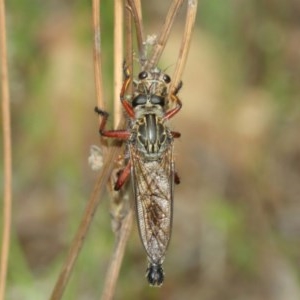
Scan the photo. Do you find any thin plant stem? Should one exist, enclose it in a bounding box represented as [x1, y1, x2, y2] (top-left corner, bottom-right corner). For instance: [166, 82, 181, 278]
[92, 0, 110, 155]
[146, 0, 184, 69]
[100, 210, 133, 300]
[113, 0, 124, 128]
[99, 2, 134, 298]
[125, 4, 133, 88]
[48, 0, 118, 299]
[126, 0, 145, 64]
[93, 0, 106, 144]
[49, 144, 123, 300]
[171, 0, 198, 91]
[0, 0, 12, 299]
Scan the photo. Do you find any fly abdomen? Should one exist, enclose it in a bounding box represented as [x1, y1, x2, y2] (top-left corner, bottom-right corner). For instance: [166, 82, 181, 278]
[136, 114, 168, 154]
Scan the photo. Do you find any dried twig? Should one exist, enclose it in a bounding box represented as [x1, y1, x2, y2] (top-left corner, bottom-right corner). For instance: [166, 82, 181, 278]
[126, 0, 145, 64]
[125, 4, 133, 87]
[171, 0, 198, 91]
[99, 2, 134, 299]
[100, 210, 133, 300]
[93, 0, 105, 111]
[49, 1, 122, 299]
[146, 0, 184, 70]
[113, 0, 124, 128]
[49, 145, 123, 300]
[93, 0, 109, 154]
[0, 0, 12, 299]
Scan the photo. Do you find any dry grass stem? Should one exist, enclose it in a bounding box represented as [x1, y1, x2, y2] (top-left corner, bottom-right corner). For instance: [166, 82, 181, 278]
[49, 144, 123, 300]
[146, 0, 184, 69]
[100, 210, 133, 300]
[0, 0, 12, 299]
[113, 0, 124, 128]
[92, 0, 105, 114]
[125, 6, 133, 89]
[48, 1, 122, 299]
[171, 0, 198, 91]
[126, 0, 145, 63]
[99, 2, 134, 298]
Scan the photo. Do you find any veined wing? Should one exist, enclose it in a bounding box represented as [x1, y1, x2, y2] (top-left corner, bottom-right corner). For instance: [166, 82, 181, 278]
[129, 144, 174, 264]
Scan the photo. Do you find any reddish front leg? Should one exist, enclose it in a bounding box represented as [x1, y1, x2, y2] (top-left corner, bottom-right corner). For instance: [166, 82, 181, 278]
[114, 161, 131, 190]
[171, 131, 181, 138]
[168, 82, 183, 184]
[120, 62, 135, 119]
[164, 81, 183, 121]
[95, 107, 131, 190]
[166, 83, 182, 138]
[95, 107, 130, 139]
[174, 171, 180, 185]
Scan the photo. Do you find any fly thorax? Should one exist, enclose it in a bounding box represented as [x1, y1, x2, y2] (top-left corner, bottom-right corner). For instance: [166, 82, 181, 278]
[134, 114, 169, 156]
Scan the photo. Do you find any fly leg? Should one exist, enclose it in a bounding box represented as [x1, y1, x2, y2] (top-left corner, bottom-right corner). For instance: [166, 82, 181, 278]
[95, 61, 135, 136]
[120, 62, 135, 119]
[171, 131, 181, 138]
[174, 171, 180, 185]
[164, 81, 183, 121]
[168, 82, 183, 184]
[94, 107, 130, 139]
[95, 108, 131, 190]
[114, 161, 131, 190]
[169, 84, 182, 137]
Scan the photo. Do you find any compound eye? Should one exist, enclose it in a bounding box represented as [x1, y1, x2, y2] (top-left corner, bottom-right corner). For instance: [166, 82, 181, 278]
[150, 95, 165, 106]
[132, 94, 147, 107]
[138, 71, 148, 80]
[163, 74, 171, 83]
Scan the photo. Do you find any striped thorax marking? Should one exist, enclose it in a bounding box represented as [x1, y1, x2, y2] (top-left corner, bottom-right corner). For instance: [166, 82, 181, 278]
[134, 114, 168, 155]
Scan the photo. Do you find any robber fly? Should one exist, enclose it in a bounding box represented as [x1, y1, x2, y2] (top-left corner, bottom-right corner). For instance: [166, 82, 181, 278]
[95, 63, 182, 286]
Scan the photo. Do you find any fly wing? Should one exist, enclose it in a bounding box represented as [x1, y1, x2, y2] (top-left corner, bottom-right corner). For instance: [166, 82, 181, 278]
[129, 144, 174, 264]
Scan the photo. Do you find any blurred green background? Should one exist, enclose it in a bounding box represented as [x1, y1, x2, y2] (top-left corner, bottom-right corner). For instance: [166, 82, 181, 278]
[1, 0, 300, 299]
